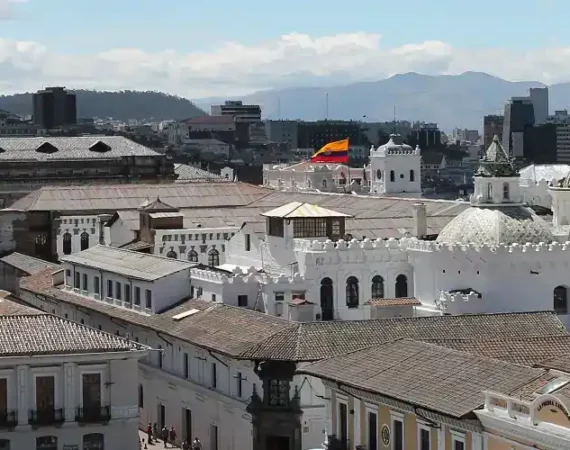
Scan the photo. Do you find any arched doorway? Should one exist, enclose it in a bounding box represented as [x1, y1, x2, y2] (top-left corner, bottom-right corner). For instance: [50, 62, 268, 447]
[62, 232, 72, 255]
[554, 286, 568, 314]
[320, 278, 334, 321]
[346, 276, 359, 308]
[80, 232, 90, 251]
[371, 275, 384, 299]
[395, 275, 408, 298]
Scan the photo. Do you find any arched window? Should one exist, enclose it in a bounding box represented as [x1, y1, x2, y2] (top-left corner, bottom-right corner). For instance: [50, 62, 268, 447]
[320, 278, 334, 321]
[376, 169, 382, 180]
[371, 275, 384, 299]
[503, 182, 510, 200]
[390, 170, 395, 182]
[487, 183, 493, 200]
[82, 433, 104, 450]
[62, 232, 72, 255]
[188, 250, 198, 262]
[208, 249, 220, 266]
[346, 276, 359, 308]
[395, 274, 408, 298]
[166, 250, 177, 259]
[35, 234, 48, 256]
[138, 384, 144, 408]
[410, 169, 415, 182]
[36, 436, 57, 450]
[0, 439, 10, 450]
[80, 232, 90, 251]
[554, 286, 568, 314]
[322, 179, 327, 189]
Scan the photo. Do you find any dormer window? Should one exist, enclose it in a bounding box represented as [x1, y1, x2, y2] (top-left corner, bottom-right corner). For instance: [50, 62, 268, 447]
[35, 142, 58, 154]
[89, 140, 112, 153]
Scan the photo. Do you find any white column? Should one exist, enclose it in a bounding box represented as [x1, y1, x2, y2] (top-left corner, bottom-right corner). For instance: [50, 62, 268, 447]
[63, 362, 76, 422]
[16, 365, 29, 425]
[437, 424, 446, 450]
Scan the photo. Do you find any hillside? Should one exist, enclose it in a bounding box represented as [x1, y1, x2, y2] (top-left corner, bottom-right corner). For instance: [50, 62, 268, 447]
[195, 72, 570, 130]
[0, 90, 206, 121]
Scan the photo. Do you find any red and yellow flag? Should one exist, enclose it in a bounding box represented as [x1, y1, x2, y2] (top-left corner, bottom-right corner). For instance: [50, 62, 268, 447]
[310, 138, 349, 163]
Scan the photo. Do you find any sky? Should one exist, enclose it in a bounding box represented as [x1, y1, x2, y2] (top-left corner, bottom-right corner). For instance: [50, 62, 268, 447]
[1, 0, 570, 98]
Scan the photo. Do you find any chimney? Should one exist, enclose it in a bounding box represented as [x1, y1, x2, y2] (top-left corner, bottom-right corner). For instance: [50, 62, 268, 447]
[412, 203, 427, 238]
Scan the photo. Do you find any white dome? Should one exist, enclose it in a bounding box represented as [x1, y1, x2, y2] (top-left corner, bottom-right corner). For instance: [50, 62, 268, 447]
[436, 206, 554, 246]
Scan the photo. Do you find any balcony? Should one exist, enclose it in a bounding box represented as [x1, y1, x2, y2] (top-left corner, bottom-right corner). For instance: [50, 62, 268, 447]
[76, 405, 111, 423]
[29, 408, 65, 426]
[0, 410, 17, 428]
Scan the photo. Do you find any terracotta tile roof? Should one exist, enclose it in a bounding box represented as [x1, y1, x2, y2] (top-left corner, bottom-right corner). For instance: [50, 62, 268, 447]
[367, 297, 421, 307]
[0, 293, 45, 315]
[427, 336, 570, 366]
[21, 269, 292, 358]
[240, 311, 569, 361]
[297, 339, 545, 418]
[0, 298, 145, 356]
[537, 354, 570, 374]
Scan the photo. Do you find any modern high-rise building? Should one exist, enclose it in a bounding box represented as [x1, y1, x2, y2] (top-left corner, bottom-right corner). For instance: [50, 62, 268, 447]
[32, 87, 77, 129]
[483, 115, 504, 149]
[211, 100, 261, 123]
[530, 87, 549, 124]
[502, 97, 535, 158]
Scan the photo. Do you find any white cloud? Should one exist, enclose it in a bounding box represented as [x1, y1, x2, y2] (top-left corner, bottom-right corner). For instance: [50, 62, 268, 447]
[1, 32, 570, 98]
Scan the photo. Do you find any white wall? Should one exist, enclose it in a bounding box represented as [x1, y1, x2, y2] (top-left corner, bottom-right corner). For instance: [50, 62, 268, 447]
[0, 352, 141, 450]
[105, 217, 136, 248]
[62, 262, 191, 313]
[57, 215, 101, 260]
[370, 150, 422, 196]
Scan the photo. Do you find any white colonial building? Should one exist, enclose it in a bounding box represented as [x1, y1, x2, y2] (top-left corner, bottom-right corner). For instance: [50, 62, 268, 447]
[0, 296, 147, 450]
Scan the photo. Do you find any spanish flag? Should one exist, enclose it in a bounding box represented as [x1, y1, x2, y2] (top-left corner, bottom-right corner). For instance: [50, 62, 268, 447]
[310, 138, 349, 163]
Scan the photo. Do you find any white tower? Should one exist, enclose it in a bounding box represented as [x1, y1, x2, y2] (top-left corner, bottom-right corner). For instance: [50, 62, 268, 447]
[369, 134, 421, 197]
[549, 173, 570, 227]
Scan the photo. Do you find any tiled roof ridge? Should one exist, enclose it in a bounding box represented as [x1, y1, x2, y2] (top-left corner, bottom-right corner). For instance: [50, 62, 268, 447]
[70, 244, 195, 264]
[427, 335, 570, 344]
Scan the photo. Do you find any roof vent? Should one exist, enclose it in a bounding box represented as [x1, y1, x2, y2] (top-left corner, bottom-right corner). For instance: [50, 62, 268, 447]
[89, 140, 112, 153]
[172, 308, 200, 321]
[35, 142, 58, 154]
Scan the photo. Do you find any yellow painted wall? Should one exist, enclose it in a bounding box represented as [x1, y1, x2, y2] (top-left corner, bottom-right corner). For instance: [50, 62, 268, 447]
[535, 403, 570, 429]
[378, 405, 391, 449]
[404, 413, 417, 450]
[486, 435, 527, 450]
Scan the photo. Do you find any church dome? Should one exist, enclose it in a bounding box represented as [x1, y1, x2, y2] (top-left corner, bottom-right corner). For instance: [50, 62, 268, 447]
[373, 134, 417, 156]
[436, 205, 554, 246]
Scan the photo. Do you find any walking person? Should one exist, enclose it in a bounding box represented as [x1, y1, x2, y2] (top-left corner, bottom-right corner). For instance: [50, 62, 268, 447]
[169, 425, 177, 448]
[161, 426, 169, 448]
[182, 439, 190, 450]
[146, 422, 153, 445]
[192, 437, 203, 450]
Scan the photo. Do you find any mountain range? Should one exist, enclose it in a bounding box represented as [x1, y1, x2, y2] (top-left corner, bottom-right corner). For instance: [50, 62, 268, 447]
[2, 73, 570, 130]
[195, 72, 570, 131]
[0, 90, 206, 122]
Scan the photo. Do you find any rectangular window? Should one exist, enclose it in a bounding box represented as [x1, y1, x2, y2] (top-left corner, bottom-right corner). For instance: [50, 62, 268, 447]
[125, 284, 131, 304]
[267, 218, 284, 237]
[82, 273, 88, 291]
[393, 418, 404, 450]
[183, 353, 189, 379]
[35, 375, 55, 414]
[190, 286, 195, 298]
[420, 428, 430, 450]
[293, 218, 327, 238]
[211, 363, 217, 388]
[245, 234, 251, 251]
[94, 276, 100, 295]
[65, 269, 71, 286]
[236, 372, 243, 398]
[452, 437, 465, 450]
[74, 272, 80, 289]
[107, 280, 113, 298]
[238, 295, 248, 307]
[212, 294, 216, 302]
[368, 411, 377, 450]
[338, 402, 348, 441]
[210, 424, 219, 450]
[0, 378, 7, 412]
[115, 282, 122, 300]
[134, 287, 141, 305]
[145, 289, 152, 309]
[82, 373, 101, 408]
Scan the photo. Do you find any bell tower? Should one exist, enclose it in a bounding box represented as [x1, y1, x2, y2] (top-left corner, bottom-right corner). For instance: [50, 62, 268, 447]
[247, 361, 302, 450]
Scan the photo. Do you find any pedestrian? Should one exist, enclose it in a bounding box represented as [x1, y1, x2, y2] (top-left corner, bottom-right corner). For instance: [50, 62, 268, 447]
[146, 422, 153, 445]
[192, 437, 203, 450]
[161, 426, 169, 448]
[169, 425, 177, 447]
[182, 440, 190, 450]
[153, 423, 159, 440]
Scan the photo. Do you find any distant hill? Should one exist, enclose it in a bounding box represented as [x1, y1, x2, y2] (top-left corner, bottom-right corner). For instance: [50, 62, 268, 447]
[0, 90, 206, 121]
[195, 72, 570, 130]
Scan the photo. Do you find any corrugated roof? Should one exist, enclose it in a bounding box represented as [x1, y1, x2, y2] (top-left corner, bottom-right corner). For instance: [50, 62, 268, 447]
[60, 245, 194, 281]
[174, 164, 226, 182]
[261, 201, 352, 218]
[0, 136, 159, 161]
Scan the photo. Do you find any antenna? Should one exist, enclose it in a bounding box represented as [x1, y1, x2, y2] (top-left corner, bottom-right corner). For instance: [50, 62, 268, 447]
[277, 97, 281, 120]
[393, 105, 397, 134]
[325, 93, 329, 120]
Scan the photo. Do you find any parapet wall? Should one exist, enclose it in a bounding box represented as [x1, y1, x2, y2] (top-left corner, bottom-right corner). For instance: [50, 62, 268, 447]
[404, 239, 570, 254]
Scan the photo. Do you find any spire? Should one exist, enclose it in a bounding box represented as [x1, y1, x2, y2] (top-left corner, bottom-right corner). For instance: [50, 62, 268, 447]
[476, 135, 518, 177]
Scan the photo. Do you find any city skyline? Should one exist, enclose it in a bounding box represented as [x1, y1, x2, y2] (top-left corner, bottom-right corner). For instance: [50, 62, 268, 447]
[1, 0, 570, 98]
